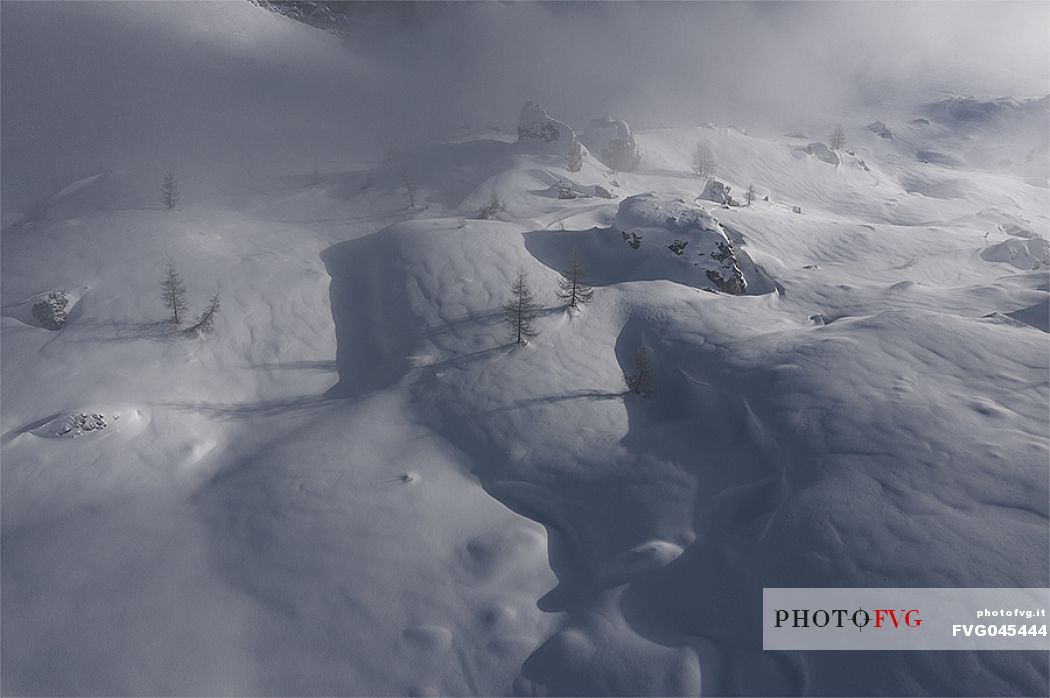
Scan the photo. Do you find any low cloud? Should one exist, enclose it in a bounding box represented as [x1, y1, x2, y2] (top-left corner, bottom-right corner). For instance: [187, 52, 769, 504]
[2, 1, 1046, 211]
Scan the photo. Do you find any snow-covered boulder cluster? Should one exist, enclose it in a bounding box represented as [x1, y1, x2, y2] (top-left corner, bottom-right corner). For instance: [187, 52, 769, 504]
[580, 116, 641, 172]
[515, 103, 641, 171]
[31, 291, 70, 330]
[612, 193, 747, 293]
[32, 412, 110, 438]
[516, 101, 575, 154]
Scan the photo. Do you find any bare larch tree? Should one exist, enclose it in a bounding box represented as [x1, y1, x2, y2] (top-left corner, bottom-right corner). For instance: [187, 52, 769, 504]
[567, 136, 583, 173]
[161, 260, 188, 325]
[190, 294, 221, 334]
[625, 344, 655, 395]
[478, 192, 505, 219]
[401, 170, 416, 208]
[504, 268, 539, 346]
[162, 168, 179, 209]
[829, 123, 847, 150]
[692, 142, 716, 178]
[556, 249, 594, 309]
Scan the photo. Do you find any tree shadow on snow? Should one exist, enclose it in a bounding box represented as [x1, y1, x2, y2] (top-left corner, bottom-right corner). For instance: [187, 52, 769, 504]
[158, 395, 331, 420]
[321, 235, 519, 398]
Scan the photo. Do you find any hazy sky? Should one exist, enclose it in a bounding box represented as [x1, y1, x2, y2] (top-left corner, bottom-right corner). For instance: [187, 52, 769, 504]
[2, 1, 1047, 211]
[347, 0, 1049, 129]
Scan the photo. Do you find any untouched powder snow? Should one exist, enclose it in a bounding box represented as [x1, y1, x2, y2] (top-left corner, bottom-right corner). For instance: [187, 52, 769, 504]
[2, 2, 1049, 696]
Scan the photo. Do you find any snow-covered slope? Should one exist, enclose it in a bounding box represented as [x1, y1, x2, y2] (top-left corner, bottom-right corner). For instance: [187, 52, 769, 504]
[2, 3, 1048, 696]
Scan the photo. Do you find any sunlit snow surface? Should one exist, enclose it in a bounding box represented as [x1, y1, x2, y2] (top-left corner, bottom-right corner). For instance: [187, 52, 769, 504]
[2, 2, 1048, 696]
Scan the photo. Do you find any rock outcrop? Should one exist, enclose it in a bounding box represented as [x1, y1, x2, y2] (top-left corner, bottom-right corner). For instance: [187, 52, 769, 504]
[867, 120, 893, 139]
[613, 193, 747, 294]
[31, 291, 70, 330]
[698, 179, 736, 206]
[580, 116, 641, 172]
[516, 101, 575, 154]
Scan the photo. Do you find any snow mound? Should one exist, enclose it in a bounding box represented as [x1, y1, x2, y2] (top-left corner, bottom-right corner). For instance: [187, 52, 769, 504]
[916, 149, 962, 166]
[975, 209, 1044, 240]
[580, 116, 641, 172]
[4, 288, 85, 330]
[33, 412, 110, 438]
[599, 539, 684, 584]
[901, 175, 968, 200]
[27, 406, 145, 439]
[14, 171, 109, 225]
[981, 237, 1049, 270]
[516, 101, 575, 154]
[999, 222, 1042, 239]
[612, 193, 747, 293]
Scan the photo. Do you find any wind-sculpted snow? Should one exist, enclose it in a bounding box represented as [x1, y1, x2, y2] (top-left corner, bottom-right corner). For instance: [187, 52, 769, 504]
[321, 182, 1047, 694]
[2, 40, 1049, 692]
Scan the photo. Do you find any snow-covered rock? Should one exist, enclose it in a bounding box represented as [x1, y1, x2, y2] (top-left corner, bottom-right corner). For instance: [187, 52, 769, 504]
[38, 412, 109, 438]
[516, 101, 575, 154]
[31, 291, 70, 330]
[698, 179, 736, 206]
[805, 141, 840, 166]
[867, 120, 893, 138]
[537, 177, 617, 201]
[612, 193, 747, 293]
[580, 116, 641, 172]
[5, 288, 84, 330]
[556, 181, 577, 199]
